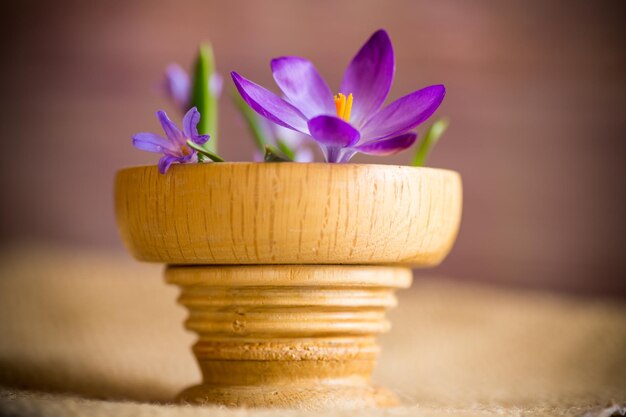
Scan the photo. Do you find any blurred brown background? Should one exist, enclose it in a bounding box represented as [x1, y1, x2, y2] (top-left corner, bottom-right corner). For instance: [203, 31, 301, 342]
[0, 0, 624, 295]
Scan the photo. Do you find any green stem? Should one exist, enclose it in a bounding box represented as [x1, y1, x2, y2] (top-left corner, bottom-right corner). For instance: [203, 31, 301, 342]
[264, 145, 292, 162]
[275, 138, 296, 161]
[231, 87, 271, 152]
[187, 140, 224, 162]
[191, 43, 218, 153]
[412, 118, 449, 167]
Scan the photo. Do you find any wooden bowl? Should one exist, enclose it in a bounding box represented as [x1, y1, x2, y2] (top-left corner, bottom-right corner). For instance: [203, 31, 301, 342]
[114, 162, 462, 408]
[115, 163, 462, 266]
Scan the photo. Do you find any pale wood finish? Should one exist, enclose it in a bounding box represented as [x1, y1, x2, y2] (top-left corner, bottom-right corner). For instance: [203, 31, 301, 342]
[166, 265, 412, 408]
[115, 163, 462, 266]
[114, 163, 462, 408]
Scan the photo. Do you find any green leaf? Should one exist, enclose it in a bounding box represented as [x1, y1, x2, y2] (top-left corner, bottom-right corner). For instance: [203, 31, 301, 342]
[187, 140, 225, 162]
[264, 145, 292, 162]
[275, 138, 296, 161]
[191, 43, 218, 153]
[231, 87, 271, 152]
[412, 118, 449, 167]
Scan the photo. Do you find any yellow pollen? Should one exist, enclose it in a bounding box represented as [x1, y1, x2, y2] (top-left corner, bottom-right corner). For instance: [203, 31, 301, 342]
[334, 93, 353, 122]
[182, 145, 192, 156]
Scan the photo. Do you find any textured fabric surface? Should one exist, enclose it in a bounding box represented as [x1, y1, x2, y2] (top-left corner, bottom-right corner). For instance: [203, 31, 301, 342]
[0, 245, 624, 416]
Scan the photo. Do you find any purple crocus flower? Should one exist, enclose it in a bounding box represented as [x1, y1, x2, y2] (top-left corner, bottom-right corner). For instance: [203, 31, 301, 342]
[132, 107, 210, 174]
[162, 64, 223, 113]
[162, 64, 191, 112]
[231, 29, 446, 162]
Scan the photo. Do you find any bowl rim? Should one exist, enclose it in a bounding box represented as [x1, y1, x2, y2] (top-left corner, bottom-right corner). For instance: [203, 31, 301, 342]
[115, 161, 462, 266]
[115, 161, 460, 178]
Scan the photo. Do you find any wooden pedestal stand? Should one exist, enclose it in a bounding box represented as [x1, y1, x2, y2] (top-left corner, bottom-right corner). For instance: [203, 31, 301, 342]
[115, 163, 462, 409]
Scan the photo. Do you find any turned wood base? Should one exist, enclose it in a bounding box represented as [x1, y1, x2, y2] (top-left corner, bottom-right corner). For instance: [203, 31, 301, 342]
[116, 164, 462, 408]
[177, 383, 399, 408]
[166, 265, 412, 409]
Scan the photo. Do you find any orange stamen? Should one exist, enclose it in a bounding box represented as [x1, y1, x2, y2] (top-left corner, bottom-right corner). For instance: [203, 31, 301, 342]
[334, 93, 346, 119]
[334, 93, 353, 122]
[343, 93, 353, 122]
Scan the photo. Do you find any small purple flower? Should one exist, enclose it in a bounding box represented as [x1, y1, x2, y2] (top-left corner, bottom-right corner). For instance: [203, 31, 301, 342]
[162, 64, 191, 112]
[232, 29, 446, 162]
[132, 107, 210, 174]
[162, 64, 223, 113]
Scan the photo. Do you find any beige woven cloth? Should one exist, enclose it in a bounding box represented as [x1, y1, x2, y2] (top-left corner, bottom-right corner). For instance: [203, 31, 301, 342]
[0, 244, 624, 417]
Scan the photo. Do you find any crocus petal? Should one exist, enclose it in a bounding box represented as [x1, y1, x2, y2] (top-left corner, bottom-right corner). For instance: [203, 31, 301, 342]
[272, 123, 309, 148]
[340, 29, 395, 127]
[180, 148, 197, 164]
[182, 107, 199, 138]
[294, 148, 314, 163]
[361, 85, 446, 141]
[157, 110, 186, 146]
[231, 72, 309, 134]
[324, 148, 356, 163]
[353, 132, 417, 156]
[132, 132, 176, 153]
[158, 155, 179, 174]
[253, 150, 264, 162]
[182, 107, 210, 145]
[307, 115, 360, 148]
[210, 73, 223, 97]
[271, 57, 334, 118]
[163, 64, 190, 110]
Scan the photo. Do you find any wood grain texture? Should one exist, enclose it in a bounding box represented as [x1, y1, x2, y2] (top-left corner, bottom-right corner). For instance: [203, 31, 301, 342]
[166, 265, 412, 408]
[114, 163, 461, 408]
[115, 163, 462, 266]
